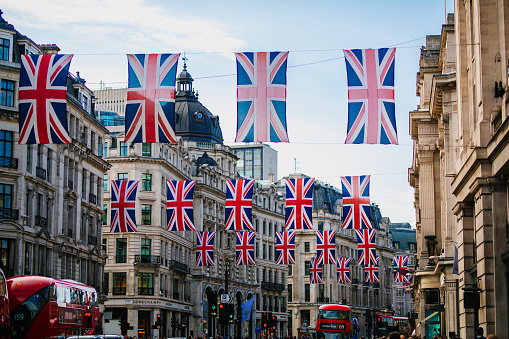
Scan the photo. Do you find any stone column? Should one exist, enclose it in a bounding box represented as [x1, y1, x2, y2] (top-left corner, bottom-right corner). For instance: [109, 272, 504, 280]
[418, 149, 436, 266]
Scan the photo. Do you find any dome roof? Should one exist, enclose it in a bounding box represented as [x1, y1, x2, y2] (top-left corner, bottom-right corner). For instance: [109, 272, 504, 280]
[174, 62, 223, 143]
[195, 152, 218, 167]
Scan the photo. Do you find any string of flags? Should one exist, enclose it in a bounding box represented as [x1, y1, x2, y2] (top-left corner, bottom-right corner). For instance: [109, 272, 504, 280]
[18, 48, 398, 146]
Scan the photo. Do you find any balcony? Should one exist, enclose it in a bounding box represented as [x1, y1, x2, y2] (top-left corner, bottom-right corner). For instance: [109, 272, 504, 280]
[261, 281, 284, 291]
[0, 156, 18, 169]
[88, 235, 97, 246]
[169, 259, 188, 273]
[138, 287, 154, 296]
[36, 166, 46, 180]
[317, 297, 330, 303]
[35, 215, 47, 228]
[134, 255, 162, 265]
[89, 193, 97, 205]
[0, 208, 19, 220]
[173, 291, 180, 300]
[113, 286, 126, 295]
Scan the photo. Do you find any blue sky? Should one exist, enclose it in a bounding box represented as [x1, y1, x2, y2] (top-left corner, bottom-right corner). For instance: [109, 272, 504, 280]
[3, 0, 455, 226]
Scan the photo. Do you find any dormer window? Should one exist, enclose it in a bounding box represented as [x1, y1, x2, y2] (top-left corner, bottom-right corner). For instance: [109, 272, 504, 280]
[194, 111, 204, 124]
[0, 38, 9, 61]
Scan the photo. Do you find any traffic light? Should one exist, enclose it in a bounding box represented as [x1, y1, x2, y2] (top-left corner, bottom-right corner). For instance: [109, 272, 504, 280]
[120, 318, 130, 335]
[219, 304, 226, 324]
[271, 314, 277, 330]
[155, 314, 161, 329]
[227, 304, 234, 323]
[171, 317, 178, 329]
[262, 312, 268, 328]
[211, 303, 217, 317]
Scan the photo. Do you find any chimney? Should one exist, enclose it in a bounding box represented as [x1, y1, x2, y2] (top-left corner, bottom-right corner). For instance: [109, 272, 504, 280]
[39, 44, 60, 55]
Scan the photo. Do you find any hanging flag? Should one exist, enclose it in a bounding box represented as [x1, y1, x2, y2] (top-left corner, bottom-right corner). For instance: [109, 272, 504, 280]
[196, 231, 216, 267]
[235, 51, 289, 143]
[356, 229, 377, 266]
[310, 257, 323, 284]
[344, 48, 397, 144]
[393, 255, 409, 283]
[110, 180, 139, 233]
[125, 53, 180, 143]
[236, 232, 256, 265]
[341, 175, 373, 229]
[337, 257, 351, 283]
[452, 245, 459, 275]
[285, 177, 315, 230]
[225, 180, 255, 230]
[275, 231, 296, 265]
[365, 257, 380, 282]
[19, 54, 73, 144]
[166, 180, 196, 231]
[241, 297, 255, 321]
[317, 230, 336, 265]
[403, 274, 413, 293]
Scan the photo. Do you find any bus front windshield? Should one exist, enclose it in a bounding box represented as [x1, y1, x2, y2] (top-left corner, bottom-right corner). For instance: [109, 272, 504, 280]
[318, 310, 350, 320]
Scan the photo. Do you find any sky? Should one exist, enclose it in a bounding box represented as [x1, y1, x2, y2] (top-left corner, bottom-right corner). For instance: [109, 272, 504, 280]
[2, 0, 456, 227]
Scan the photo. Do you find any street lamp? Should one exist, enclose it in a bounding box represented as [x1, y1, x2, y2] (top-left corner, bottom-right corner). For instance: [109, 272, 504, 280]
[424, 235, 438, 266]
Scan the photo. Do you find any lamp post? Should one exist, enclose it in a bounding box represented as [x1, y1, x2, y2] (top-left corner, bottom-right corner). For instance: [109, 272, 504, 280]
[424, 235, 438, 266]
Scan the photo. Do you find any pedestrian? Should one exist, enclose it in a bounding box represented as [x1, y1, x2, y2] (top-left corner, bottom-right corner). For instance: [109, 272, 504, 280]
[388, 333, 400, 339]
[476, 327, 486, 339]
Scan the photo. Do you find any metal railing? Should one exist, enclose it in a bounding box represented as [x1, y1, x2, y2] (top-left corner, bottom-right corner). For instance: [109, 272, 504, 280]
[88, 235, 97, 246]
[169, 259, 188, 273]
[36, 166, 46, 180]
[0, 156, 18, 169]
[89, 193, 97, 205]
[134, 255, 162, 265]
[0, 208, 19, 220]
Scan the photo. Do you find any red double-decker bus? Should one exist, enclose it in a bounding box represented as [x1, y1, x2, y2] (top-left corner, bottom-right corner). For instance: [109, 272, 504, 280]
[7, 276, 100, 339]
[0, 268, 10, 339]
[316, 304, 352, 339]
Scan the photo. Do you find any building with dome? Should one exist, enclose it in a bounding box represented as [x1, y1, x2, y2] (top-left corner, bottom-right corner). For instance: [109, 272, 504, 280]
[100, 60, 288, 339]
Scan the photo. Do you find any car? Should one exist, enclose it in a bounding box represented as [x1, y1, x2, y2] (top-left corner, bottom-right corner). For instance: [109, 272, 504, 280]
[66, 335, 123, 339]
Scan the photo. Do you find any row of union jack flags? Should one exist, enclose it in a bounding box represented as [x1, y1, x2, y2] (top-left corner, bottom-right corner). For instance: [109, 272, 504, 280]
[309, 256, 379, 284]
[18, 49, 397, 145]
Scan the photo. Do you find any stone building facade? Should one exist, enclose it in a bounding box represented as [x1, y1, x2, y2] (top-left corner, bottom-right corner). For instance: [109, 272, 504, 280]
[0, 11, 110, 293]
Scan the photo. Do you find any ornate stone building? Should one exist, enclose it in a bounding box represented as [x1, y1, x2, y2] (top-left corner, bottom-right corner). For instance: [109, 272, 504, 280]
[0, 11, 110, 292]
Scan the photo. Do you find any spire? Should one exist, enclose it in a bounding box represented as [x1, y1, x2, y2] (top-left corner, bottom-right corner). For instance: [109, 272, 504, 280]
[176, 53, 195, 99]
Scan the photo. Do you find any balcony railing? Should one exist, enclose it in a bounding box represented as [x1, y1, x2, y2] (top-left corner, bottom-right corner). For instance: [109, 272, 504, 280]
[134, 255, 162, 265]
[36, 166, 46, 180]
[35, 215, 47, 228]
[0, 156, 18, 169]
[317, 297, 330, 303]
[113, 286, 126, 295]
[261, 281, 285, 291]
[138, 287, 154, 296]
[0, 208, 19, 220]
[169, 259, 188, 273]
[89, 193, 97, 205]
[88, 235, 97, 246]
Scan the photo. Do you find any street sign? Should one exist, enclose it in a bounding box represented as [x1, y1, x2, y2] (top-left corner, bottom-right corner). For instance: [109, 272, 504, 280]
[256, 327, 262, 333]
[220, 294, 233, 304]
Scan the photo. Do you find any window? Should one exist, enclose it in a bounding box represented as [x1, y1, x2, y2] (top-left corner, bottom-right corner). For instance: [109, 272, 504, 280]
[268, 245, 272, 261]
[0, 80, 14, 107]
[116, 238, 127, 263]
[268, 223, 272, 236]
[26, 145, 31, 172]
[288, 264, 292, 276]
[409, 242, 417, 251]
[0, 130, 13, 159]
[113, 272, 126, 295]
[304, 261, 310, 276]
[142, 173, 152, 191]
[103, 273, 109, 295]
[305, 284, 310, 302]
[0, 39, 9, 61]
[142, 143, 151, 157]
[304, 242, 310, 253]
[120, 141, 128, 156]
[263, 221, 266, 234]
[104, 174, 108, 191]
[262, 244, 266, 259]
[318, 221, 324, 231]
[0, 184, 13, 217]
[142, 205, 152, 225]
[137, 273, 154, 295]
[141, 238, 151, 255]
[103, 204, 108, 225]
[288, 284, 292, 302]
[117, 173, 128, 181]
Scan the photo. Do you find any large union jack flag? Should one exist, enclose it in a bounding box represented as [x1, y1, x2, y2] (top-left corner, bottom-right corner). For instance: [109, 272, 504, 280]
[337, 257, 351, 283]
[317, 230, 336, 265]
[125, 53, 180, 143]
[341, 175, 373, 229]
[394, 255, 409, 283]
[344, 48, 397, 144]
[110, 180, 139, 233]
[235, 52, 289, 143]
[275, 231, 296, 265]
[225, 180, 255, 230]
[310, 257, 323, 284]
[196, 231, 216, 267]
[236, 232, 256, 265]
[356, 229, 377, 266]
[167, 180, 196, 231]
[285, 177, 315, 230]
[403, 274, 413, 293]
[19, 54, 73, 144]
[365, 257, 380, 282]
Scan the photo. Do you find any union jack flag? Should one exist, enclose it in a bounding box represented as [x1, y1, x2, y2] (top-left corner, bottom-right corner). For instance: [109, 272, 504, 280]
[125, 53, 180, 143]
[236, 232, 256, 265]
[403, 274, 413, 293]
[225, 180, 255, 230]
[394, 255, 409, 283]
[344, 48, 397, 144]
[317, 230, 336, 265]
[167, 180, 196, 231]
[341, 175, 373, 229]
[365, 257, 380, 283]
[310, 257, 323, 284]
[285, 177, 315, 230]
[356, 229, 377, 266]
[337, 257, 351, 283]
[275, 231, 296, 265]
[110, 180, 139, 233]
[19, 54, 73, 144]
[235, 52, 289, 143]
[196, 231, 216, 267]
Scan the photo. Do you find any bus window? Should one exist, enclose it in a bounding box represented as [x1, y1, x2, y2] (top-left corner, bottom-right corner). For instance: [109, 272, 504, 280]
[318, 310, 350, 320]
[0, 274, 5, 296]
